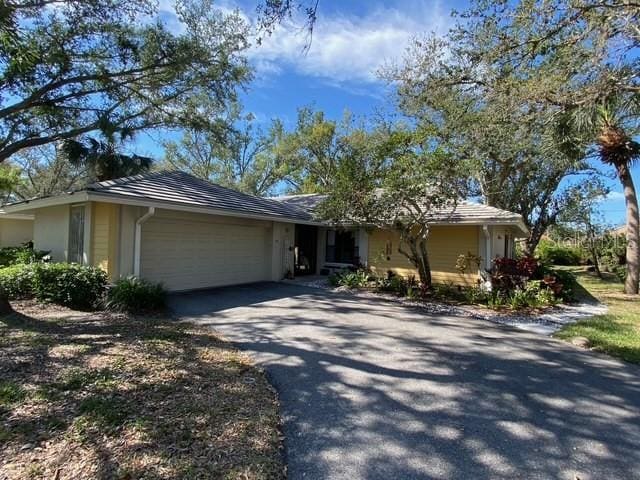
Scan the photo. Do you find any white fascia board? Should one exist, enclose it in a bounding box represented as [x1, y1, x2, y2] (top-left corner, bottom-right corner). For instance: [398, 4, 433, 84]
[86, 192, 324, 226]
[2, 192, 90, 213]
[0, 212, 35, 220]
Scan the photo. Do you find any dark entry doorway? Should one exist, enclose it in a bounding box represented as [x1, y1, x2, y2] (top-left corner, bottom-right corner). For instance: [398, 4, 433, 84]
[294, 225, 318, 276]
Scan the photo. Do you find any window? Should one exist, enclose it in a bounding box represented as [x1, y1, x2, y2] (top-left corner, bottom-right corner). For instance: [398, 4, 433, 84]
[68, 205, 85, 264]
[504, 233, 512, 258]
[325, 229, 358, 264]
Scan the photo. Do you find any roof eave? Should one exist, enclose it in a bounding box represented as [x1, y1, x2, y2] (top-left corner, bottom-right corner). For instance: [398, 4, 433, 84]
[87, 192, 321, 225]
[2, 192, 91, 213]
[4, 190, 320, 225]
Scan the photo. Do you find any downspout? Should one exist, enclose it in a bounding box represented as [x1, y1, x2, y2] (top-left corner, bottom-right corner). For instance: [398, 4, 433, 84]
[482, 225, 492, 290]
[134, 207, 155, 277]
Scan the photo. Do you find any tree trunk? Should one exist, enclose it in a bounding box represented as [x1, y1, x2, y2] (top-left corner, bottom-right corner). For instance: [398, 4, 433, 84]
[417, 238, 432, 288]
[397, 228, 433, 289]
[617, 162, 640, 294]
[0, 294, 13, 315]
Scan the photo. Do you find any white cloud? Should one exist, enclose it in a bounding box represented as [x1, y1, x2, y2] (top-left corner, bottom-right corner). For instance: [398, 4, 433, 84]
[602, 191, 626, 202]
[150, 1, 451, 85]
[249, 1, 450, 83]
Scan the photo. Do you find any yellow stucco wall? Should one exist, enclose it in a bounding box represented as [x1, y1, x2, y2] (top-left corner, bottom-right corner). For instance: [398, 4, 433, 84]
[368, 225, 481, 286]
[91, 203, 119, 278]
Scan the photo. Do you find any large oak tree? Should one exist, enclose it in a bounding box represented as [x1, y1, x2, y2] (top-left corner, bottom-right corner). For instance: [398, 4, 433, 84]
[0, 0, 251, 162]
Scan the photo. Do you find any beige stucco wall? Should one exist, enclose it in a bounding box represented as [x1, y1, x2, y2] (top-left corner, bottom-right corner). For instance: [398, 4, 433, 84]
[0, 219, 34, 247]
[271, 221, 295, 281]
[33, 205, 70, 262]
[368, 225, 481, 286]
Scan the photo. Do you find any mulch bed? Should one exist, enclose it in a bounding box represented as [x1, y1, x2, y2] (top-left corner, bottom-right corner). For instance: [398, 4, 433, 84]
[0, 301, 284, 480]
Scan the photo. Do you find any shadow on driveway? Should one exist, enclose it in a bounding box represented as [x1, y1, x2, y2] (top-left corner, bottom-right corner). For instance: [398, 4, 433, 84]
[170, 282, 640, 480]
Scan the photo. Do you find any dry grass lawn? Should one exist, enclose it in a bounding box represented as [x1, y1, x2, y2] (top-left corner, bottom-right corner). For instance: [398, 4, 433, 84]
[0, 301, 284, 480]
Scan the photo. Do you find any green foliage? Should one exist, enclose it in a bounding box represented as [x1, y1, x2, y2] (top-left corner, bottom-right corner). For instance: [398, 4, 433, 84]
[386, 21, 591, 254]
[543, 268, 578, 302]
[0, 381, 25, 408]
[31, 264, 108, 310]
[60, 138, 153, 183]
[164, 102, 292, 196]
[329, 269, 372, 289]
[535, 239, 584, 266]
[0, 164, 22, 200]
[8, 145, 87, 201]
[484, 281, 557, 310]
[106, 276, 167, 314]
[0, 0, 250, 162]
[0, 263, 35, 299]
[455, 252, 483, 275]
[431, 282, 462, 300]
[599, 234, 627, 281]
[462, 285, 488, 304]
[319, 124, 469, 287]
[0, 244, 48, 267]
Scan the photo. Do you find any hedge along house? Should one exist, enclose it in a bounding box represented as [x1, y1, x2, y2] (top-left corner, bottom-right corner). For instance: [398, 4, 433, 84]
[3, 171, 527, 291]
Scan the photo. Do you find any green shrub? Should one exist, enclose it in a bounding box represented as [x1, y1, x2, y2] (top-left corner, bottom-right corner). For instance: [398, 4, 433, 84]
[540, 267, 578, 302]
[376, 274, 410, 296]
[610, 264, 627, 282]
[31, 263, 107, 310]
[0, 264, 35, 299]
[535, 239, 584, 266]
[486, 280, 557, 310]
[0, 244, 49, 267]
[432, 282, 460, 299]
[106, 276, 166, 314]
[462, 285, 488, 304]
[338, 270, 370, 289]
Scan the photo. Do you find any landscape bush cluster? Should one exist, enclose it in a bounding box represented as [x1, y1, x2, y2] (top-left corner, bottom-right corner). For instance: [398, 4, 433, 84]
[535, 239, 585, 266]
[0, 243, 49, 267]
[0, 255, 166, 313]
[535, 236, 628, 282]
[0, 263, 107, 310]
[598, 235, 627, 281]
[329, 255, 576, 311]
[106, 276, 167, 313]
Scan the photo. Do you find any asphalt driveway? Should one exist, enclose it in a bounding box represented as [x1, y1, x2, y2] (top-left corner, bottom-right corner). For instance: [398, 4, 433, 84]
[170, 282, 640, 480]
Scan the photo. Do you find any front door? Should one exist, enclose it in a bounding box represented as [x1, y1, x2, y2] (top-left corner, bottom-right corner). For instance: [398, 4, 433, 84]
[294, 225, 318, 276]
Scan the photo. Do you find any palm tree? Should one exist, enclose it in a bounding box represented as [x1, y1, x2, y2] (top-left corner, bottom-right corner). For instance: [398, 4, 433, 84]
[559, 95, 640, 294]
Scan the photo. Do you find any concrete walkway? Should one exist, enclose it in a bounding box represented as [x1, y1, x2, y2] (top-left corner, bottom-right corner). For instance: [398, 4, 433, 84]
[170, 282, 640, 480]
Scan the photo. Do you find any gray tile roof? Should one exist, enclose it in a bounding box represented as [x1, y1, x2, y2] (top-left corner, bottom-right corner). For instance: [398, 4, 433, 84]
[272, 193, 524, 224]
[272, 193, 327, 213]
[88, 171, 314, 222]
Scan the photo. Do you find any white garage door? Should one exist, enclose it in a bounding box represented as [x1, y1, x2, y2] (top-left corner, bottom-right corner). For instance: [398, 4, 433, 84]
[140, 217, 270, 291]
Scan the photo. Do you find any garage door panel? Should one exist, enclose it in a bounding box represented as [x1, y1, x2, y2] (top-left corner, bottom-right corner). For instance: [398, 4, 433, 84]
[141, 218, 269, 291]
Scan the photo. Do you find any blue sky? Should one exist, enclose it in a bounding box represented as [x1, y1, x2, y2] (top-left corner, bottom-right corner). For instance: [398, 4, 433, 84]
[137, 0, 635, 225]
